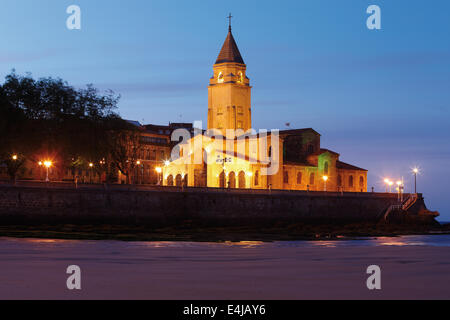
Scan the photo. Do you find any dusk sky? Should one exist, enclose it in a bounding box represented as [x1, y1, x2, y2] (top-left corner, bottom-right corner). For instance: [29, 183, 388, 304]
[1, 0, 449, 219]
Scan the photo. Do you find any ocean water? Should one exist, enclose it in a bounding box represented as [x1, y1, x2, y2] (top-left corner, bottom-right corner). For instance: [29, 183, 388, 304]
[1, 235, 450, 299]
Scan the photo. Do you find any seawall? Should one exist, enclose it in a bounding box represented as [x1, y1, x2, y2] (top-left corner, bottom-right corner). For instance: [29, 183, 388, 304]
[0, 184, 438, 226]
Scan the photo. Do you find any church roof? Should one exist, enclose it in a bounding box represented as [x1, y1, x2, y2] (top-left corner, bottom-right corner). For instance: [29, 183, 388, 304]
[336, 161, 367, 172]
[215, 28, 245, 65]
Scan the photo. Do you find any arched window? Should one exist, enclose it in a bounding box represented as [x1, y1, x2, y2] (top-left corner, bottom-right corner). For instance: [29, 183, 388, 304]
[254, 170, 259, 186]
[167, 175, 174, 186]
[337, 174, 342, 187]
[310, 173, 315, 185]
[237, 71, 244, 83]
[218, 72, 224, 83]
[324, 162, 329, 175]
[349, 175, 354, 188]
[219, 171, 225, 188]
[297, 172, 302, 184]
[183, 174, 188, 187]
[228, 171, 236, 188]
[359, 176, 364, 188]
[283, 171, 289, 184]
[238, 171, 246, 189]
[175, 174, 182, 187]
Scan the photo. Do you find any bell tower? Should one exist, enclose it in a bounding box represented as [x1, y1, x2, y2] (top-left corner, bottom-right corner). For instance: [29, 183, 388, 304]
[207, 17, 252, 134]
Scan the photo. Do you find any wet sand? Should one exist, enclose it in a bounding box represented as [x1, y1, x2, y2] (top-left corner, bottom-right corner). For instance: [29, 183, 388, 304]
[0, 237, 449, 300]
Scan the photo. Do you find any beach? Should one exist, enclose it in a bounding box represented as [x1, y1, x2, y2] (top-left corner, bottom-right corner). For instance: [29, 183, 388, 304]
[0, 236, 449, 300]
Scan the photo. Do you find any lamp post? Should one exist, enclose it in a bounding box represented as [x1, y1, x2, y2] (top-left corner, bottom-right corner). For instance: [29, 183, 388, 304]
[388, 181, 393, 193]
[43, 161, 52, 182]
[322, 175, 328, 192]
[89, 162, 94, 183]
[156, 167, 162, 185]
[412, 168, 419, 194]
[384, 178, 390, 193]
[246, 171, 253, 189]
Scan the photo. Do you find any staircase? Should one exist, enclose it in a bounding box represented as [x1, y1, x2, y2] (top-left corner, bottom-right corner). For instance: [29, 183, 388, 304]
[383, 194, 418, 221]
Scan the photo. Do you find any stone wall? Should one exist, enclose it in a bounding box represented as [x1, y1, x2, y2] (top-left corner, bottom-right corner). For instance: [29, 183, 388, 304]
[0, 185, 433, 225]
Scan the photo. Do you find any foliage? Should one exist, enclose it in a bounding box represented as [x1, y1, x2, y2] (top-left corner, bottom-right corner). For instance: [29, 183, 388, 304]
[0, 70, 140, 183]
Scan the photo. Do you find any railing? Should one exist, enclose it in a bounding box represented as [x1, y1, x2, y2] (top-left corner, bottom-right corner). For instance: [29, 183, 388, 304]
[0, 179, 409, 198]
[402, 193, 418, 211]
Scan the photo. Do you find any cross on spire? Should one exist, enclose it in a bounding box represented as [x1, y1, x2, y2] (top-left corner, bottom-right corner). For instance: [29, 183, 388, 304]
[227, 13, 233, 31]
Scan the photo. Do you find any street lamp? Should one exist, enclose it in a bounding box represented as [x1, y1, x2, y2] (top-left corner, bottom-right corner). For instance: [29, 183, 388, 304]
[388, 180, 393, 193]
[155, 167, 162, 185]
[384, 178, 390, 193]
[412, 168, 419, 194]
[323, 175, 328, 192]
[43, 161, 52, 182]
[396, 180, 404, 202]
[12, 154, 18, 160]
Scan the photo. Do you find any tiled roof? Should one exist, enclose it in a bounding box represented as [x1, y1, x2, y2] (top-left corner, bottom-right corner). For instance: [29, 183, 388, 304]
[215, 30, 245, 64]
[336, 161, 367, 171]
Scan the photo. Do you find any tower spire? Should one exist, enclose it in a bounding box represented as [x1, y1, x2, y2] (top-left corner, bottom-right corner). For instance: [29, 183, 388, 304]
[227, 13, 233, 32]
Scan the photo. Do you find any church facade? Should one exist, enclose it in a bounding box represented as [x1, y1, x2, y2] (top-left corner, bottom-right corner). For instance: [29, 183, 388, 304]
[162, 25, 368, 192]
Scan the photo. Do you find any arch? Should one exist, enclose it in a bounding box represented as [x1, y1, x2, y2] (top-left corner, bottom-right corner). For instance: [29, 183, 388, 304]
[283, 170, 289, 184]
[219, 171, 226, 188]
[254, 170, 259, 186]
[324, 162, 329, 175]
[218, 72, 224, 83]
[237, 71, 244, 83]
[359, 176, 364, 188]
[297, 172, 302, 185]
[167, 175, 174, 186]
[337, 174, 342, 187]
[228, 171, 236, 188]
[349, 175, 354, 188]
[238, 171, 246, 189]
[183, 174, 188, 187]
[175, 174, 182, 187]
[309, 173, 315, 185]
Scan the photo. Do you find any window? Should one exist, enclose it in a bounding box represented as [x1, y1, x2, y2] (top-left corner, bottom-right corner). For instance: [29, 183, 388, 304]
[237, 106, 243, 114]
[324, 162, 329, 175]
[359, 176, 364, 188]
[217, 107, 223, 115]
[309, 173, 315, 185]
[254, 171, 259, 186]
[237, 121, 243, 129]
[283, 171, 289, 184]
[308, 145, 315, 153]
[237, 71, 244, 83]
[337, 174, 342, 186]
[218, 72, 224, 83]
[349, 175, 354, 188]
[297, 172, 302, 184]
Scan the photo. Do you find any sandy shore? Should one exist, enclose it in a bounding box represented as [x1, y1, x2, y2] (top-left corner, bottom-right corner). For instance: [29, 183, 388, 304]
[0, 237, 449, 300]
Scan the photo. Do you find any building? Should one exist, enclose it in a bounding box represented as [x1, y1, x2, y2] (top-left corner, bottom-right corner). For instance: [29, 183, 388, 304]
[162, 24, 368, 192]
[0, 24, 367, 192]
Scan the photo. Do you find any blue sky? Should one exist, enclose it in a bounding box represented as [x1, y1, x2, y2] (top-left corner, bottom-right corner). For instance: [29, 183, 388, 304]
[1, 0, 449, 219]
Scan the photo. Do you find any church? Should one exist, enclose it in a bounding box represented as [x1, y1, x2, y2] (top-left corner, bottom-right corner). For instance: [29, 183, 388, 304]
[161, 23, 368, 192]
